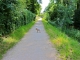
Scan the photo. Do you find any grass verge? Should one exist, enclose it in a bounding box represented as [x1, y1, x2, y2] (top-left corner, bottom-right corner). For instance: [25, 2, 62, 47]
[0, 21, 35, 60]
[42, 20, 80, 60]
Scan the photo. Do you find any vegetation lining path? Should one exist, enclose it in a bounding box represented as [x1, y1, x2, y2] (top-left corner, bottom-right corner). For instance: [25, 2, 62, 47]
[2, 18, 61, 60]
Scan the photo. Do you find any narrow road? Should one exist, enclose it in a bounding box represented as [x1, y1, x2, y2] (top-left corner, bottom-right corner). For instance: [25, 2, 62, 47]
[2, 19, 61, 60]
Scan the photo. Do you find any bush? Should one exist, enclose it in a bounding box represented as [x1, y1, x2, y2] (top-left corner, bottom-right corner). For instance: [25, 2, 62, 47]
[0, 0, 36, 36]
[64, 29, 80, 42]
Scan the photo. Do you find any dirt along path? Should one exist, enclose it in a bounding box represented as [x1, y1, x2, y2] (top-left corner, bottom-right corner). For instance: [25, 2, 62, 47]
[2, 19, 61, 60]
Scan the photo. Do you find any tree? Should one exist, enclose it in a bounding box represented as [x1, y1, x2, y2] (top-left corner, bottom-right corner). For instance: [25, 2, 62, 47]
[43, 0, 77, 30]
[26, 0, 41, 14]
[0, 0, 37, 36]
[73, 0, 80, 29]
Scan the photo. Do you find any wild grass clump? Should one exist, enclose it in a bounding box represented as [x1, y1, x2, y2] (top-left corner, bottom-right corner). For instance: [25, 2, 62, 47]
[43, 20, 80, 60]
[0, 21, 35, 59]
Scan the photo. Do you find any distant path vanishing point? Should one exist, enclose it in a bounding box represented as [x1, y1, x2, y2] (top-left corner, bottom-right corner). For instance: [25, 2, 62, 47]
[2, 18, 61, 60]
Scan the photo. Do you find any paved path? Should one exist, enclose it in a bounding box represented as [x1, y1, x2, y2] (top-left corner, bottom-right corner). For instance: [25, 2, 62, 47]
[2, 19, 61, 60]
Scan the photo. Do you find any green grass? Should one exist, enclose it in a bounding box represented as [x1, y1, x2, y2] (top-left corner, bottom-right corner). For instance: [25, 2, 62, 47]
[42, 20, 80, 60]
[0, 21, 35, 60]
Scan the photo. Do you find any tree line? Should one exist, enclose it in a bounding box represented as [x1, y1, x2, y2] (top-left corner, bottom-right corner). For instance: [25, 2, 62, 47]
[43, 0, 80, 41]
[0, 0, 41, 36]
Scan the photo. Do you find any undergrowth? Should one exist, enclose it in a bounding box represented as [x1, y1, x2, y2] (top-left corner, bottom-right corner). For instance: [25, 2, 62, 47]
[48, 20, 80, 42]
[42, 20, 80, 60]
[0, 21, 35, 60]
[64, 28, 80, 42]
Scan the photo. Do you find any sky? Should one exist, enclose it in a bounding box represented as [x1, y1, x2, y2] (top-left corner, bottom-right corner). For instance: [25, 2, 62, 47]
[40, 0, 50, 13]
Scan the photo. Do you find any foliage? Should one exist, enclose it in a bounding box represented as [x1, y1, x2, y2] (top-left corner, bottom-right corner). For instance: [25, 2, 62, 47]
[64, 28, 80, 42]
[43, 0, 77, 30]
[73, 0, 80, 29]
[0, 0, 41, 36]
[43, 0, 80, 41]
[26, 0, 41, 14]
[43, 20, 80, 60]
[0, 0, 41, 59]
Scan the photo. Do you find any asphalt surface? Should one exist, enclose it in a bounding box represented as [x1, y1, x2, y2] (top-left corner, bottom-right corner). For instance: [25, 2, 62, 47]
[2, 19, 61, 60]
